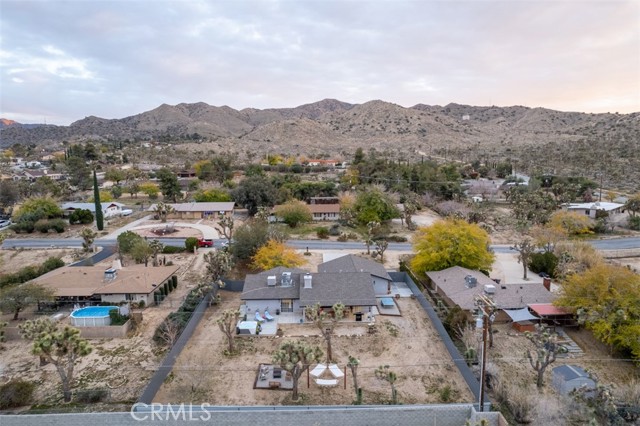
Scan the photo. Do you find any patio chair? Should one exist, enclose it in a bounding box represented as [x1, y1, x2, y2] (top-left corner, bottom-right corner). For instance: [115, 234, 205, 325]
[315, 378, 338, 387]
[328, 363, 345, 379]
[310, 363, 327, 378]
[264, 310, 274, 321]
[255, 310, 265, 322]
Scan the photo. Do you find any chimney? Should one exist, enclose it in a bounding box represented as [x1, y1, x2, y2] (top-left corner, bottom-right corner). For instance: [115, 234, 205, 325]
[104, 268, 117, 282]
[112, 259, 122, 270]
[543, 277, 551, 291]
[304, 273, 312, 289]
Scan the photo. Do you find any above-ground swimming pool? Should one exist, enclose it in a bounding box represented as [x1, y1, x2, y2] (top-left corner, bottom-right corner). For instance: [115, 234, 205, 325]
[70, 306, 118, 327]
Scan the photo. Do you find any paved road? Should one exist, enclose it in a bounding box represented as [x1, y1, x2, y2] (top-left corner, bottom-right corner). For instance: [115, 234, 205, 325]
[4, 237, 640, 252]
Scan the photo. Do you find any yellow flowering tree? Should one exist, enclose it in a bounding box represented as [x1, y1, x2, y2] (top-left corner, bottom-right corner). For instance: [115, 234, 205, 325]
[251, 240, 305, 271]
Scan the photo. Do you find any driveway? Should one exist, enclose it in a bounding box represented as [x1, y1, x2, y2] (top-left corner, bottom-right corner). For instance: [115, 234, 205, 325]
[99, 217, 219, 240]
[491, 252, 544, 285]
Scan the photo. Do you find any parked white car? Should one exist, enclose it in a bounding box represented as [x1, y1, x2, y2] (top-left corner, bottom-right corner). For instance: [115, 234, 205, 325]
[121, 209, 133, 216]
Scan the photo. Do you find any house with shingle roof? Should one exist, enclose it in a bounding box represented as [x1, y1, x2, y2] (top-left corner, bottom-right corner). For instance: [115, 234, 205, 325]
[241, 255, 384, 320]
[319, 254, 393, 295]
[31, 263, 180, 306]
[61, 202, 126, 218]
[148, 202, 235, 220]
[426, 266, 556, 322]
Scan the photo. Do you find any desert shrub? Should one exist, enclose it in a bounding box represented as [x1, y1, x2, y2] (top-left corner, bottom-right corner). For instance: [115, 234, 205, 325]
[108, 309, 129, 326]
[337, 233, 348, 242]
[11, 220, 35, 233]
[529, 252, 558, 277]
[443, 305, 468, 335]
[629, 216, 640, 231]
[328, 224, 341, 236]
[35, 219, 51, 233]
[48, 218, 67, 233]
[185, 237, 199, 252]
[386, 235, 407, 242]
[506, 384, 535, 423]
[137, 300, 145, 309]
[41, 257, 65, 273]
[75, 388, 109, 403]
[69, 209, 94, 225]
[316, 227, 329, 239]
[162, 245, 184, 254]
[0, 380, 35, 409]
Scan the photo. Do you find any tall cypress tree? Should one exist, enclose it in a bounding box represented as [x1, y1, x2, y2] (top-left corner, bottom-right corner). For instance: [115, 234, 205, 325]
[93, 170, 104, 231]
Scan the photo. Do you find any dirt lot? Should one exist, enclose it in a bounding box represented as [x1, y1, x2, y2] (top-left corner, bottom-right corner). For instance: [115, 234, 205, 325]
[154, 292, 473, 406]
[0, 248, 76, 275]
[0, 250, 206, 406]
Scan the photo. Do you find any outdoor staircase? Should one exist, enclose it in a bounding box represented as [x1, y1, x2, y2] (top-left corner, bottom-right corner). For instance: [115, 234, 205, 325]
[555, 329, 584, 357]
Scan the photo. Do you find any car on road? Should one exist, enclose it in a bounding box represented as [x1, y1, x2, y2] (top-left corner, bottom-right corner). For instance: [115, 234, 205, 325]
[538, 272, 550, 279]
[121, 209, 133, 216]
[0, 219, 12, 229]
[198, 238, 214, 248]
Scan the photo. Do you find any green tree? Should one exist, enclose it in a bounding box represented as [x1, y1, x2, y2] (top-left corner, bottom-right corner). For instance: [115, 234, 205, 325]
[117, 230, 144, 255]
[110, 185, 123, 199]
[624, 193, 640, 217]
[153, 201, 175, 222]
[68, 209, 94, 225]
[272, 340, 323, 401]
[304, 302, 345, 363]
[231, 175, 278, 216]
[65, 156, 91, 190]
[80, 228, 97, 253]
[347, 356, 360, 399]
[0, 283, 55, 320]
[274, 200, 312, 228]
[130, 239, 153, 265]
[93, 170, 104, 231]
[524, 325, 567, 388]
[156, 168, 182, 202]
[13, 197, 62, 221]
[185, 237, 199, 252]
[193, 188, 232, 202]
[230, 219, 270, 261]
[411, 218, 495, 273]
[19, 320, 92, 402]
[104, 168, 125, 185]
[353, 187, 400, 225]
[556, 263, 640, 361]
[375, 365, 399, 404]
[217, 309, 241, 354]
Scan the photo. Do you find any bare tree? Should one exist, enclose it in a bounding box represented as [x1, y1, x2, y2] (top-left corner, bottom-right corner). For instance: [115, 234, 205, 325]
[272, 340, 323, 401]
[364, 221, 380, 255]
[375, 239, 389, 263]
[524, 325, 567, 389]
[217, 309, 241, 354]
[155, 318, 181, 348]
[304, 302, 345, 363]
[204, 250, 234, 299]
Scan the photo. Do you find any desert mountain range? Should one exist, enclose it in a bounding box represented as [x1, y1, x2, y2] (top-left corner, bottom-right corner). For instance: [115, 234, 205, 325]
[1, 100, 639, 190]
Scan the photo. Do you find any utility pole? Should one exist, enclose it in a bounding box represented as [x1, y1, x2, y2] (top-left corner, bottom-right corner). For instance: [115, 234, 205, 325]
[479, 313, 488, 412]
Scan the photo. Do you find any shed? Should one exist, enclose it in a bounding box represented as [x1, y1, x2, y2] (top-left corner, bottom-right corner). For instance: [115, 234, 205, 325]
[552, 365, 596, 395]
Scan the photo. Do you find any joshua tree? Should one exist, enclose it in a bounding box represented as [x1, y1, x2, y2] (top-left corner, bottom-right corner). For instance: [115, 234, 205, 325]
[153, 202, 175, 222]
[0, 283, 54, 320]
[304, 302, 345, 363]
[20, 319, 92, 402]
[364, 221, 380, 255]
[204, 250, 234, 299]
[512, 236, 536, 280]
[80, 228, 97, 253]
[375, 365, 398, 404]
[272, 340, 323, 401]
[148, 239, 164, 266]
[347, 355, 360, 398]
[216, 214, 234, 245]
[524, 325, 567, 389]
[375, 239, 389, 262]
[217, 309, 241, 354]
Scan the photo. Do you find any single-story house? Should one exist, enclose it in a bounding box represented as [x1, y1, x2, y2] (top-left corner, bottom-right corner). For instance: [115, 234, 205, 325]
[241, 255, 388, 321]
[563, 202, 625, 219]
[309, 197, 340, 205]
[552, 365, 596, 395]
[308, 204, 340, 221]
[149, 202, 234, 220]
[31, 263, 180, 306]
[61, 202, 127, 218]
[425, 266, 556, 321]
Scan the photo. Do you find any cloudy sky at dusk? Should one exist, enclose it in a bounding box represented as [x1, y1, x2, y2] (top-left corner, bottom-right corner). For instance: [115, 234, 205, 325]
[1, 0, 639, 125]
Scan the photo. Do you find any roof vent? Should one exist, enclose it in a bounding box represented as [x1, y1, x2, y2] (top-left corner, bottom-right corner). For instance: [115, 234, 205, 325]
[464, 275, 477, 288]
[267, 275, 276, 286]
[303, 273, 312, 289]
[484, 284, 496, 295]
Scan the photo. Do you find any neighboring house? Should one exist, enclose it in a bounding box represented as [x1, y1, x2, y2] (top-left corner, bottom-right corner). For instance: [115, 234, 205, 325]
[563, 202, 625, 219]
[241, 255, 387, 321]
[148, 202, 235, 220]
[31, 263, 180, 306]
[177, 169, 196, 178]
[306, 159, 339, 167]
[61, 202, 126, 218]
[309, 197, 340, 205]
[308, 203, 340, 221]
[425, 266, 556, 321]
[552, 365, 596, 396]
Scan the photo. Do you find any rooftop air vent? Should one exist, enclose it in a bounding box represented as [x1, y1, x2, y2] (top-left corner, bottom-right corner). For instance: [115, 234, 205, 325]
[267, 275, 277, 286]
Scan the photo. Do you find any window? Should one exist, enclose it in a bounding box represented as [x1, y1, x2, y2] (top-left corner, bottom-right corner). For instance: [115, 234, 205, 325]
[281, 299, 293, 313]
[125, 294, 134, 301]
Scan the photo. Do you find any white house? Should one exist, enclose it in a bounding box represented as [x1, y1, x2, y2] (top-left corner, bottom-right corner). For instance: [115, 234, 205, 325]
[61, 202, 126, 218]
[563, 202, 625, 219]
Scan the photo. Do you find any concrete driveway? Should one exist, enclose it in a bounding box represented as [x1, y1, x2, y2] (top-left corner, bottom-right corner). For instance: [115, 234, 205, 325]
[99, 216, 219, 240]
[491, 252, 544, 285]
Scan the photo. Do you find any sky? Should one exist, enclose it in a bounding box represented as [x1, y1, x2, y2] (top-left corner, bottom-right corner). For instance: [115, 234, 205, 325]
[1, 0, 639, 125]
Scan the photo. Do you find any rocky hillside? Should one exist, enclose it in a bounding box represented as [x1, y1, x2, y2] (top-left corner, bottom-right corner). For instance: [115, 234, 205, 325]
[1, 99, 639, 189]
